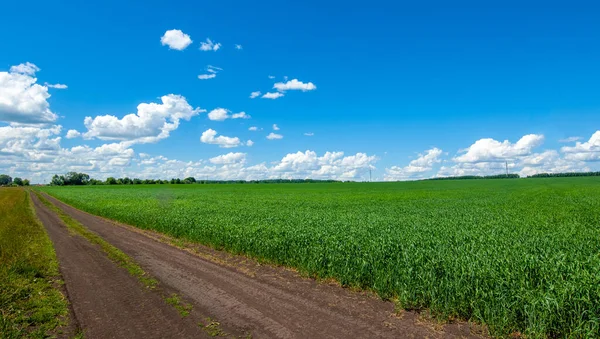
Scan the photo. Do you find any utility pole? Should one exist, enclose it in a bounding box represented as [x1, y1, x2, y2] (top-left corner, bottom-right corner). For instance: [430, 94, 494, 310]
[506, 161, 509, 177]
[369, 168, 372, 182]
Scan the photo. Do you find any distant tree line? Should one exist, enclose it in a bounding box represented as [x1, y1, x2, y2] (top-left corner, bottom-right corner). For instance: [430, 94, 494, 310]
[426, 174, 521, 181]
[49, 172, 342, 186]
[0, 174, 31, 187]
[527, 172, 600, 178]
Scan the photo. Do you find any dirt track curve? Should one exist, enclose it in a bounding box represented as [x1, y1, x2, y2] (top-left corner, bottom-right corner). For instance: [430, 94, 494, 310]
[34, 192, 482, 339]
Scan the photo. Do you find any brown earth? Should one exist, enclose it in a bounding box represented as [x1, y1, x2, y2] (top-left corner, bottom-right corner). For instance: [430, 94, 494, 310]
[36, 192, 484, 339]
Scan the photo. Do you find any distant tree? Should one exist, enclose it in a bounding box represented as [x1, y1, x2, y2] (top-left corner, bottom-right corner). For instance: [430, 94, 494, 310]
[0, 174, 12, 186]
[63, 172, 90, 185]
[170, 178, 176, 184]
[23, 179, 30, 186]
[133, 178, 143, 184]
[51, 174, 64, 186]
[183, 177, 196, 184]
[13, 177, 23, 186]
[106, 177, 118, 185]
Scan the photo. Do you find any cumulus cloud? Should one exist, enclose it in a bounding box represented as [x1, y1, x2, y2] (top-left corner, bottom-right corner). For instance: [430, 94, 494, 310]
[199, 38, 221, 51]
[304, 132, 314, 136]
[0, 62, 58, 124]
[235, 44, 242, 50]
[561, 130, 600, 161]
[44, 82, 68, 89]
[66, 129, 80, 139]
[262, 92, 284, 99]
[268, 75, 275, 79]
[273, 79, 317, 92]
[248, 126, 258, 131]
[200, 129, 242, 148]
[454, 134, 544, 163]
[210, 152, 246, 165]
[266, 132, 283, 140]
[207, 108, 250, 121]
[81, 94, 203, 144]
[160, 29, 193, 50]
[246, 140, 254, 146]
[384, 148, 443, 181]
[198, 65, 222, 80]
[249, 91, 261, 99]
[272, 124, 280, 131]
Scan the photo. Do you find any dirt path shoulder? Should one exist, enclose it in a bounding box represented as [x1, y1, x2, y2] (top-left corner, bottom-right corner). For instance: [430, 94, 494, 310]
[43, 192, 482, 339]
[31, 192, 206, 339]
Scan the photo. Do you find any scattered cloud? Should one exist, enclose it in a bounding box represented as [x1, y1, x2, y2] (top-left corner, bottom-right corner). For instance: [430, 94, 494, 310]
[268, 75, 275, 79]
[246, 140, 254, 146]
[266, 132, 283, 140]
[198, 65, 222, 80]
[454, 134, 544, 163]
[200, 129, 242, 148]
[235, 44, 242, 50]
[210, 152, 246, 165]
[304, 132, 314, 136]
[262, 92, 284, 99]
[66, 129, 80, 139]
[0, 62, 58, 124]
[81, 94, 203, 145]
[160, 29, 192, 50]
[249, 91, 261, 99]
[384, 148, 443, 181]
[559, 136, 581, 143]
[561, 130, 600, 161]
[273, 79, 317, 92]
[44, 82, 68, 89]
[272, 124, 280, 131]
[199, 38, 221, 51]
[207, 108, 250, 121]
[248, 126, 258, 131]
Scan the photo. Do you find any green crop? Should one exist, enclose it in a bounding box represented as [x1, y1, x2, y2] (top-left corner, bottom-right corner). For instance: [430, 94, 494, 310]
[39, 178, 600, 338]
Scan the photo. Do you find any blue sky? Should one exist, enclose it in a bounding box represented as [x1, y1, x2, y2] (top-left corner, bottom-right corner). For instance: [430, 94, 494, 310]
[1, 0, 599, 182]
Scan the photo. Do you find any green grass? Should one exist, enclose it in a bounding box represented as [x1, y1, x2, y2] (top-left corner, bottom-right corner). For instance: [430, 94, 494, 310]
[39, 178, 600, 337]
[164, 293, 193, 317]
[0, 188, 69, 338]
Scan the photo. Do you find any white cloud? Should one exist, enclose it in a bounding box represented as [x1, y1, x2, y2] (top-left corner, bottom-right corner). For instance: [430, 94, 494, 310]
[304, 132, 314, 136]
[200, 129, 242, 148]
[273, 79, 317, 92]
[235, 44, 243, 50]
[246, 140, 254, 146]
[198, 65, 222, 80]
[10, 62, 39, 75]
[81, 94, 203, 144]
[160, 29, 192, 50]
[384, 148, 443, 181]
[271, 150, 377, 180]
[248, 126, 258, 131]
[199, 38, 221, 51]
[266, 132, 283, 140]
[44, 82, 68, 89]
[198, 74, 216, 80]
[66, 129, 80, 139]
[0, 62, 58, 124]
[210, 152, 246, 165]
[561, 130, 600, 161]
[454, 134, 544, 163]
[272, 124, 280, 131]
[249, 91, 261, 99]
[559, 136, 581, 143]
[208, 108, 250, 121]
[268, 75, 275, 79]
[262, 92, 284, 99]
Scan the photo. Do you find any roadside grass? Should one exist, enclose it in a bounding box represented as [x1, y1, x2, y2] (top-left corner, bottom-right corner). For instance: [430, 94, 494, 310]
[33, 191, 158, 290]
[0, 188, 69, 338]
[164, 293, 193, 317]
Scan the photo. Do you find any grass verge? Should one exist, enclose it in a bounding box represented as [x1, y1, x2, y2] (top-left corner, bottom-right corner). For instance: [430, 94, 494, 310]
[0, 188, 69, 338]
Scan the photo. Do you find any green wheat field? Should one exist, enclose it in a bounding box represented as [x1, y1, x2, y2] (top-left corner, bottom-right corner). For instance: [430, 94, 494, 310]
[40, 178, 600, 337]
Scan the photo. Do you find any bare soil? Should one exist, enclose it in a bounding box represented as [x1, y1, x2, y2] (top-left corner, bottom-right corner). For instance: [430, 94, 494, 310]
[37, 192, 484, 339]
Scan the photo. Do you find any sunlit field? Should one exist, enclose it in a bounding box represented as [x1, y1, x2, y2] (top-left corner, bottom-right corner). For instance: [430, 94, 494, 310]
[41, 178, 600, 337]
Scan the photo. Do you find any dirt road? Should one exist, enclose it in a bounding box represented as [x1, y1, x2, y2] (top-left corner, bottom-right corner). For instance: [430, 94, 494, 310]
[35, 192, 481, 339]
